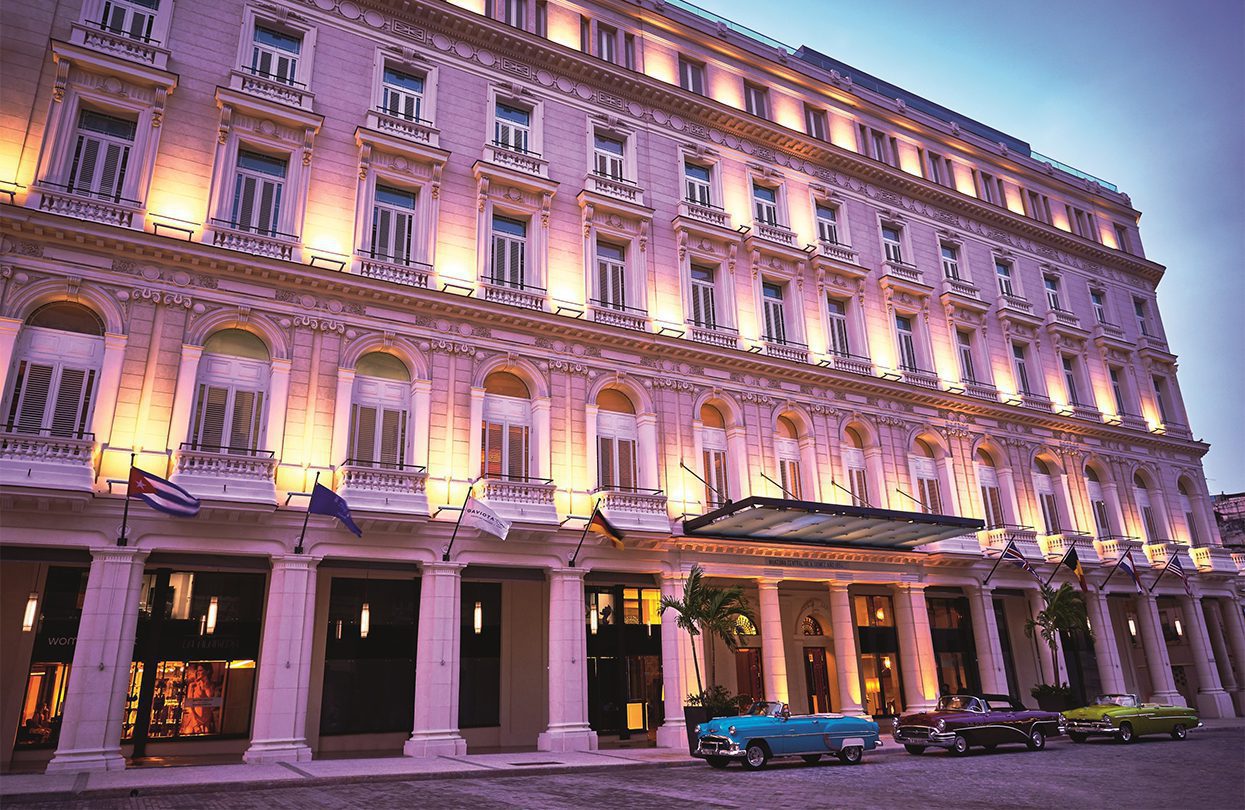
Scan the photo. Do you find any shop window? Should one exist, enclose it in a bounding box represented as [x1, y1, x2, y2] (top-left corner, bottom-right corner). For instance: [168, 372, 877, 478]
[14, 567, 88, 749]
[853, 593, 901, 716]
[460, 582, 501, 729]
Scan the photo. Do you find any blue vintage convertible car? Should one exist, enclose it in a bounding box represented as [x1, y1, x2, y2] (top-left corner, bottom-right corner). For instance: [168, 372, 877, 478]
[693, 701, 882, 770]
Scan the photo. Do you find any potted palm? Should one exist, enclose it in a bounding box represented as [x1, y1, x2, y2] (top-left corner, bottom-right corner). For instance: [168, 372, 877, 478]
[659, 564, 758, 753]
[1024, 583, 1091, 711]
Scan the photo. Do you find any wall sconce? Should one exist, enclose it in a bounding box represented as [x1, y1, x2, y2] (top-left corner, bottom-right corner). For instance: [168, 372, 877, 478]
[440, 281, 474, 296]
[335, 619, 343, 640]
[875, 606, 886, 623]
[360, 602, 370, 638]
[473, 601, 483, 635]
[590, 607, 599, 636]
[22, 592, 38, 632]
[881, 656, 892, 671]
[308, 254, 346, 271]
[880, 370, 902, 382]
[657, 324, 686, 338]
[735, 224, 751, 235]
[1174, 619, 1183, 637]
[152, 221, 196, 241]
[1127, 617, 1138, 638]
[205, 596, 218, 635]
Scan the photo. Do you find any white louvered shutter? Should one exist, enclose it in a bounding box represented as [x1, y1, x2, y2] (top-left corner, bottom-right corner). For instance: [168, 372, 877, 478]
[598, 436, 616, 489]
[191, 384, 229, 450]
[691, 282, 715, 328]
[507, 424, 528, 479]
[351, 404, 378, 464]
[598, 257, 626, 309]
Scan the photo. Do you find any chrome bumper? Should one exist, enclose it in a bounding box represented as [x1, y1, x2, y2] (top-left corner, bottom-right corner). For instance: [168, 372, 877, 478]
[892, 729, 956, 748]
[695, 738, 745, 758]
[1064, 721, 1118, 735]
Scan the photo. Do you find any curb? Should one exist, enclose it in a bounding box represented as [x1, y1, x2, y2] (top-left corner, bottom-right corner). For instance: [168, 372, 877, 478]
[1, 757, 703, 804]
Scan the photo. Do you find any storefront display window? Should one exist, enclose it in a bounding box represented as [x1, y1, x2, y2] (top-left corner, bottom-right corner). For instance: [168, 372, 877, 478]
[586, 584, 663, 738]
[854, 593, 902, 716]
[927, 594, 980, 697]
[460, 582, 501, 729]
[15, 566, 88, 749]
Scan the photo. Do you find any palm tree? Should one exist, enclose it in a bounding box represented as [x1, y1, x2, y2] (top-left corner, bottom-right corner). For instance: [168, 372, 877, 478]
[1024, 583, 1091, 683]
[659, 564, 758, 698]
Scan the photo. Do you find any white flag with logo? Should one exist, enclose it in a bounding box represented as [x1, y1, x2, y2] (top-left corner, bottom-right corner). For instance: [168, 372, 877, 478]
[461, 495, 511, 541]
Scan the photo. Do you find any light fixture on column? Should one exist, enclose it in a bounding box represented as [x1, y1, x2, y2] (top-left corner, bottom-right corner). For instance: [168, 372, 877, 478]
[22, 592, 38, 632]
[206, 596, 219, 635]
[1127, 617, 1138, 638]
[335, 619, 343, 640]
[1174, 618, 1183, 637]
[360, 602, 371, 638]
[474, 601, 483, 635]
[590, 604, 599, 636]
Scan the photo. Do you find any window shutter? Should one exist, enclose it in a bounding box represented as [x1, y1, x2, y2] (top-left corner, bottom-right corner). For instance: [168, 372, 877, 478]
[510, 237, 525, 287]
[850, 467, 869, 507]
[598, 436, 615, 488]
[353, 404, 378, 464]
[256, 178, 281, 235]
[395, 210, 412, 265]
[192, 383, 229, 450]
[230, 389, 258, 451]
[779, 460, 800, 500]
[483, 421, 504, 477]
[49, 368, 94, 437]
[98, 142, 129, 200]
[233, 174, 256, 229]
[618, 438, 636, 490]
[69, 136, 100, 194]
[372, 207, 391, 259]
[507, 424, 528, 479]
[491, 234, 507, 285]
[379, 407, 404, 467]
[8, 361, 53, 433]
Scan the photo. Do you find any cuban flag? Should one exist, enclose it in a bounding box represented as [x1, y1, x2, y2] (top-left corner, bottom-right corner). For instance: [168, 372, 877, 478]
[1117, 549, 1144, 592]
[128, 467, 201, 517]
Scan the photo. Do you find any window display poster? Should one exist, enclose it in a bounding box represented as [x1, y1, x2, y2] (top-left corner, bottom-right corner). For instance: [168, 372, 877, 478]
[178, 661, 226, 736]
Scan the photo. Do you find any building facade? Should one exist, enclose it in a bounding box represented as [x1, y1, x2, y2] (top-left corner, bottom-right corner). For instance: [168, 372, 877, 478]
[1, 0, 1243, 774]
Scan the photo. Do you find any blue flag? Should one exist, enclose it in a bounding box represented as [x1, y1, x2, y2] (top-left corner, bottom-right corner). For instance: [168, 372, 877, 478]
[308, 483, 362, 537]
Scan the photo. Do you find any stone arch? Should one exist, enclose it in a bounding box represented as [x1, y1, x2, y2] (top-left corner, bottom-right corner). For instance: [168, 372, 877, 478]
[769, 401, 814, 438]
[472, 354, 549, 399]
[691, 388, 744, 429]
[837, 412, 879, 447]
[339, 333, 429, 380]
[8, 278, 125, 335]
[793, 598, 831, 638]
[586, 373, 654, 415]
[907, 425, 951, 459]
[186, 308, 289, 360]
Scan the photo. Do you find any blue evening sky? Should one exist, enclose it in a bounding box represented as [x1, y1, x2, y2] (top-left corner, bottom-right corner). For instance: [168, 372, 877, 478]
[696, 0, 1245, 491]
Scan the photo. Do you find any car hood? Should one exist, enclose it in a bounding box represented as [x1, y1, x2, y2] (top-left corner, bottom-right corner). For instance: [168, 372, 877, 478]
[697, 715, 774, 736]
[1063, 705, 1133, 720]
[895, 710, 971, 726]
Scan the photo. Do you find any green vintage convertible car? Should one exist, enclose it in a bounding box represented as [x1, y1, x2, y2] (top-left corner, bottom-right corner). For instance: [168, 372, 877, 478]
[1062, 694, 1200, 743]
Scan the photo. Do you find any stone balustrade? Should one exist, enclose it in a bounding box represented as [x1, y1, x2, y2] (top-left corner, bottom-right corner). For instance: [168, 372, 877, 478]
[171, 448, 278, 506]
[0, 431, 96, 493]
[35, 186, 138, 228]
[336, 463, 429, 515]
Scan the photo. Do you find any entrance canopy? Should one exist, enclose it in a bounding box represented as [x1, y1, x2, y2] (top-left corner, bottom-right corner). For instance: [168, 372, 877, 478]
[682, 496, 983, 550]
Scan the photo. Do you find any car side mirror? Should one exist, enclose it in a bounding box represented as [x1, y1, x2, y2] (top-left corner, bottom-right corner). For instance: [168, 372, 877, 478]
[780, 710, 790, 721]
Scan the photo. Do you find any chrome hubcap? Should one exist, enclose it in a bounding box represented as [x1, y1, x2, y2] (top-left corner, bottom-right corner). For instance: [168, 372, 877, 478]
[747, 748, 764, 766]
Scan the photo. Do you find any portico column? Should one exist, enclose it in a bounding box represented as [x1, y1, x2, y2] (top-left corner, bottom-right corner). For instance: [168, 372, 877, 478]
[1136, 592, 1183, 705]
[404, 561, 467, 757]
[757, 579, 788, 705]
[1085, 589, 1127, 694]
[538, 567, 597, 752]
[656, 572, 702, 749]
[965, 584, 1007, 694]
[47, 547, 148, 773]
[1180, 593, 1234, 717]
[827, 582, 863, 714]
[1217, 597, 1245, 716]
[894, 584, 938, 712]
[1026, 588, 1057, 684]
[1203, 601, 1239, 704]
[244, 555, 320, 763]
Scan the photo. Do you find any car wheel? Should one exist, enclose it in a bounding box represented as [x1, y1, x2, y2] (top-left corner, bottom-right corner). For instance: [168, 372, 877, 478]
[951, 735, 970, 756]
[837, 746, 863, 765]
[742, 742, 769, 771]
[1027, 727, 1046, 750]
[1067, 731, 1087, 743]
[903, 744, 926, 755]
[1170, 724, 1187, 741]
[801, 754, 822, 764]
[1118, 722, 1135, 744]
[706, 757, 730, 769]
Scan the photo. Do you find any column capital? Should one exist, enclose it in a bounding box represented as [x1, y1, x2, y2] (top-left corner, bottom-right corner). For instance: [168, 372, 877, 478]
[270, 553, 322, 571]
[892, 581, 926, 594]
[756, 577, 782, 589]
[826, 580, 852, 593]
[421, 560, 466, 575]
[89, 545, 149, 565]
[0, 315, 23, 335]
[548, 566, 589, 581]
[104, 332, 129, 349]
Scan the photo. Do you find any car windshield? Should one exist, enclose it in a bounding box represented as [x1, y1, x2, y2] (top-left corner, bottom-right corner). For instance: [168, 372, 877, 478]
[1093, 695, 1137, 708]
[936, 696, 979, 712]
[746, 702, 783, 717]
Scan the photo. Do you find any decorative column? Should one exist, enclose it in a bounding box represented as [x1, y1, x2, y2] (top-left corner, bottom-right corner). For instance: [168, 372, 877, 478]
[893, 583, 938, 712]
[757, 579, 788, 704]
[1217, 597, 1245, 716]
[1136, 592, 1183, 705]
[965, 584, 1007, 694]
[165, 344, 204, 454]
[538, 568, 597, 752]
[467, 387, 486, 479]
[584, 404, 599, 489]
[532, 397, 552, 479]
[827, 582, 863, 714]
[1026, 588, 1058, 684]
[265, 357, 292, 456]
[1180, 593, 1234, 718]
[91, 333, 129, 446]
[1085, 589, 1127, 694]
[328, 367, 356, 468]
[0, 316, 23, 397]
[636, 414, 659, 490]
[47, 547, 148, 773]
[656, 571, 702, 749]
[244, 555, 320, 763]
[412, 379, 432, 469]
[404, 561, 467, 757]
[1202, 601, 1239, 709]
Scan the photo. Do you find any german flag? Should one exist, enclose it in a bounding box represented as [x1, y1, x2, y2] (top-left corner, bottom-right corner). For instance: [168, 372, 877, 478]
[586, 506, 624, 549]
[1062, 546, 1088, 591]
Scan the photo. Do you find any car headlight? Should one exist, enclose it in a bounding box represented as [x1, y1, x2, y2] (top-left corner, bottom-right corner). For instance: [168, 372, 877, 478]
[728, 725, 737, 735]
[1101, 715, 1112, 724]
[696, 725, 703, 734]
[935, 719, 946, 732]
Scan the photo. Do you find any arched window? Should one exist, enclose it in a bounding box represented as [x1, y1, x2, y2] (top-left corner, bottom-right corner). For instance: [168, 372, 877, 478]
[801, 615, 824, 636]
[349, 352, 411, 468]
[189, 329, 270, 454]
[1177, 479, 1200, 545]
[1133, 473, 1160, 542]
[843, 426, 869, 507]
[4, 302, 105, 438]
[700, 403, 729, 508]
[775, 415, 802, 499]
[1085, 466, 1113, 537]
[908, 438, 942, 514]
[482, 371, 531, 480]
[596, 389, 637, 490]
[975, 449, 1005, 527]
[1033, 458, 1062, 534]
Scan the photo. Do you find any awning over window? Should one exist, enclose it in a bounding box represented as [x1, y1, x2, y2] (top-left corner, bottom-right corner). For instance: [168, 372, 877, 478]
[681, 496, 983, 549]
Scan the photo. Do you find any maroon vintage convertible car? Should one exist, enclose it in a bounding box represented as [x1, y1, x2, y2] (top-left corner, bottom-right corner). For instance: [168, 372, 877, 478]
[892, 693, 1064, 755]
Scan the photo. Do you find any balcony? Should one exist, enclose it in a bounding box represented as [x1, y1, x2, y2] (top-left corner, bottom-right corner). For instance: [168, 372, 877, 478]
[881, 259, 923, 284]
[978, 524, 1039, 557]
[898, 366, 940, 390]
[70, 20, 171, 70]
[1005, 390, 1053, 413]
[356, 252, 432, 289]
[818, 351, 873, 377]
[1232, 552, 1245, 576]
[477, 475, 558, 525]
[478, 279, 546, 311]
[365, 108, 439, 147]
[1189, 546, 1237, 575]
[687, 322, 739, 349]
[1038, 532, 1093, 561]
[763, 338, 809, 363]
[594, 487, 670, 534]
[482, 142, 549, 178]
[335, 460, 428, 516]
[34, 183, 140, 228]
[1092, 320, 1126, 341]
[1045, 308, 1082, 330]
[1091, 534, 1140, 563]
[999, 293, 1034, 315]
[1105, 412, 1149, 432]
[0, 427, 96, 494]
[962, 379, 999, 402]
[586, 172, 645, 207]
[940, 275, 982, 300]
[751, 220, 798, 248]
[676, 199, 732, 230]
[816, 239, 859, 266]
[171, 444, 277, 506]
[589, 300, 648, 331]
[1141, 540, 1178, 568]
[229, 67, 314, 111]
[209, 219, 298, 262]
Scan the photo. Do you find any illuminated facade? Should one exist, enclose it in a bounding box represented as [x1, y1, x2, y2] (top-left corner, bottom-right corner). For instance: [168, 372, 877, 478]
[1, 0, 1243, 774]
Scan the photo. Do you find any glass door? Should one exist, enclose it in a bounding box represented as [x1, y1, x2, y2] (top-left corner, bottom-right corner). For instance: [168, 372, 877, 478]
[803, 648, 831, 714]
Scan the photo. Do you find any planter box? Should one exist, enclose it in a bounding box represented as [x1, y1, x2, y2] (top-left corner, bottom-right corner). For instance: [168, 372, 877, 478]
[1034, 692, 1076, 712]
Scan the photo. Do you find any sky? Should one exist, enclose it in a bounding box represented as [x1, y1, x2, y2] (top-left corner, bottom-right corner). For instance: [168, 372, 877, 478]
[698, 0, 1245, 492]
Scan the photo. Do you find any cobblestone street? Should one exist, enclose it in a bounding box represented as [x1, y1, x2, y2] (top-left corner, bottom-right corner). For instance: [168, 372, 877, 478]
[12, 723, 1243, 810]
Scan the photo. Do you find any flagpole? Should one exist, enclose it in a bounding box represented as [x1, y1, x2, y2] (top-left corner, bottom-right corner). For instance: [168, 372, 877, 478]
[982, 538, 1013, 586]
[1148, 553, 1174, 593]
[294, 471, 320, 555]
[1044, 543, 1073, 588]
[1100, 551, 1124, 590]
[117, 452, 136, 547]
[830, 478, 872, 509]
[442, 478, 477, 562]
[568, 501, 601, 568]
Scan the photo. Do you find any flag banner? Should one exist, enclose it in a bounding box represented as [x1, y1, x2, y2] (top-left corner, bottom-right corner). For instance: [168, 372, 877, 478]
[1167, 553, 1193, 596]
[1118, 550, 1144, 592]
[586, 508, 624, 548]
[128, 467, 201, 517]
[987, 539, 1041, 582]
[308, 483, 363, 537]
[1063, 546, 1088, 591]
[461, 495, 510, 541]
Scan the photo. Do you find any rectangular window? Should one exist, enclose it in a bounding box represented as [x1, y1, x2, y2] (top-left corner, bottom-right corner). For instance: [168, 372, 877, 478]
[597, 435, 637, 490]
[940, 243, 960, 280]
[381, 67, 425, 121]
[1025, 190, 1051, 223]
[762, 282, 786, 344]
[67, 110, 135, 201]
[881, 225, 903, 263]
[815, 204, 840, 244]
[592, 132, 625, 179]
[995, 260, 1015, 297]
[6, 360, 97, 438]
[895, 315, 918, 370]
[690, 264, 717, 328]
[976, 170, 997, 204]
[826, 298, 851, 357]
[1109, 366, 1127, 414]
[752, 184, 778, 225]
[623, 33, 636, 71]
[1039, 492, 1061, 534]
[489, 215, 526, 288]
[684, 162, 712, 206]
[535, 0, 547, 36]
[976, 463, 1005, 527]
[1012, 342, 1032, 395]
[98, 0, 159, 41]
[1044, 275, 1062, 311]
[843, 447, 868, 508]
[229, 150, 286, 235]
[369, 185, 416, 264]
[804, 105, 828, 140]
[1062, 355, 1081, 405]
[678, 56, 705, 95]
[1091, 289, 1108, 323]
[956, 330, 976, 382]
[1113, 223, 1131, 253]
[777, 457, 802, 500]
[927, 152, 953, 187]
[482, 419, 529, 479]
[1070, 206, 1097, 241]
[1133, 298, 1151, 336]
[596, 23, 618, 64]
[190, 382, 264, 452]
[595, 242, 627, 310]
[494, 102, 531, 152]
[501, 0, 526, 28]
[250, 25, 301, 84]
[349, 403, 408, 467]
[744, 82, 769, 119]
[1153, 375, 1172, 423]
[702, 447, 729, 508]
[910, 458, 942, 514]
